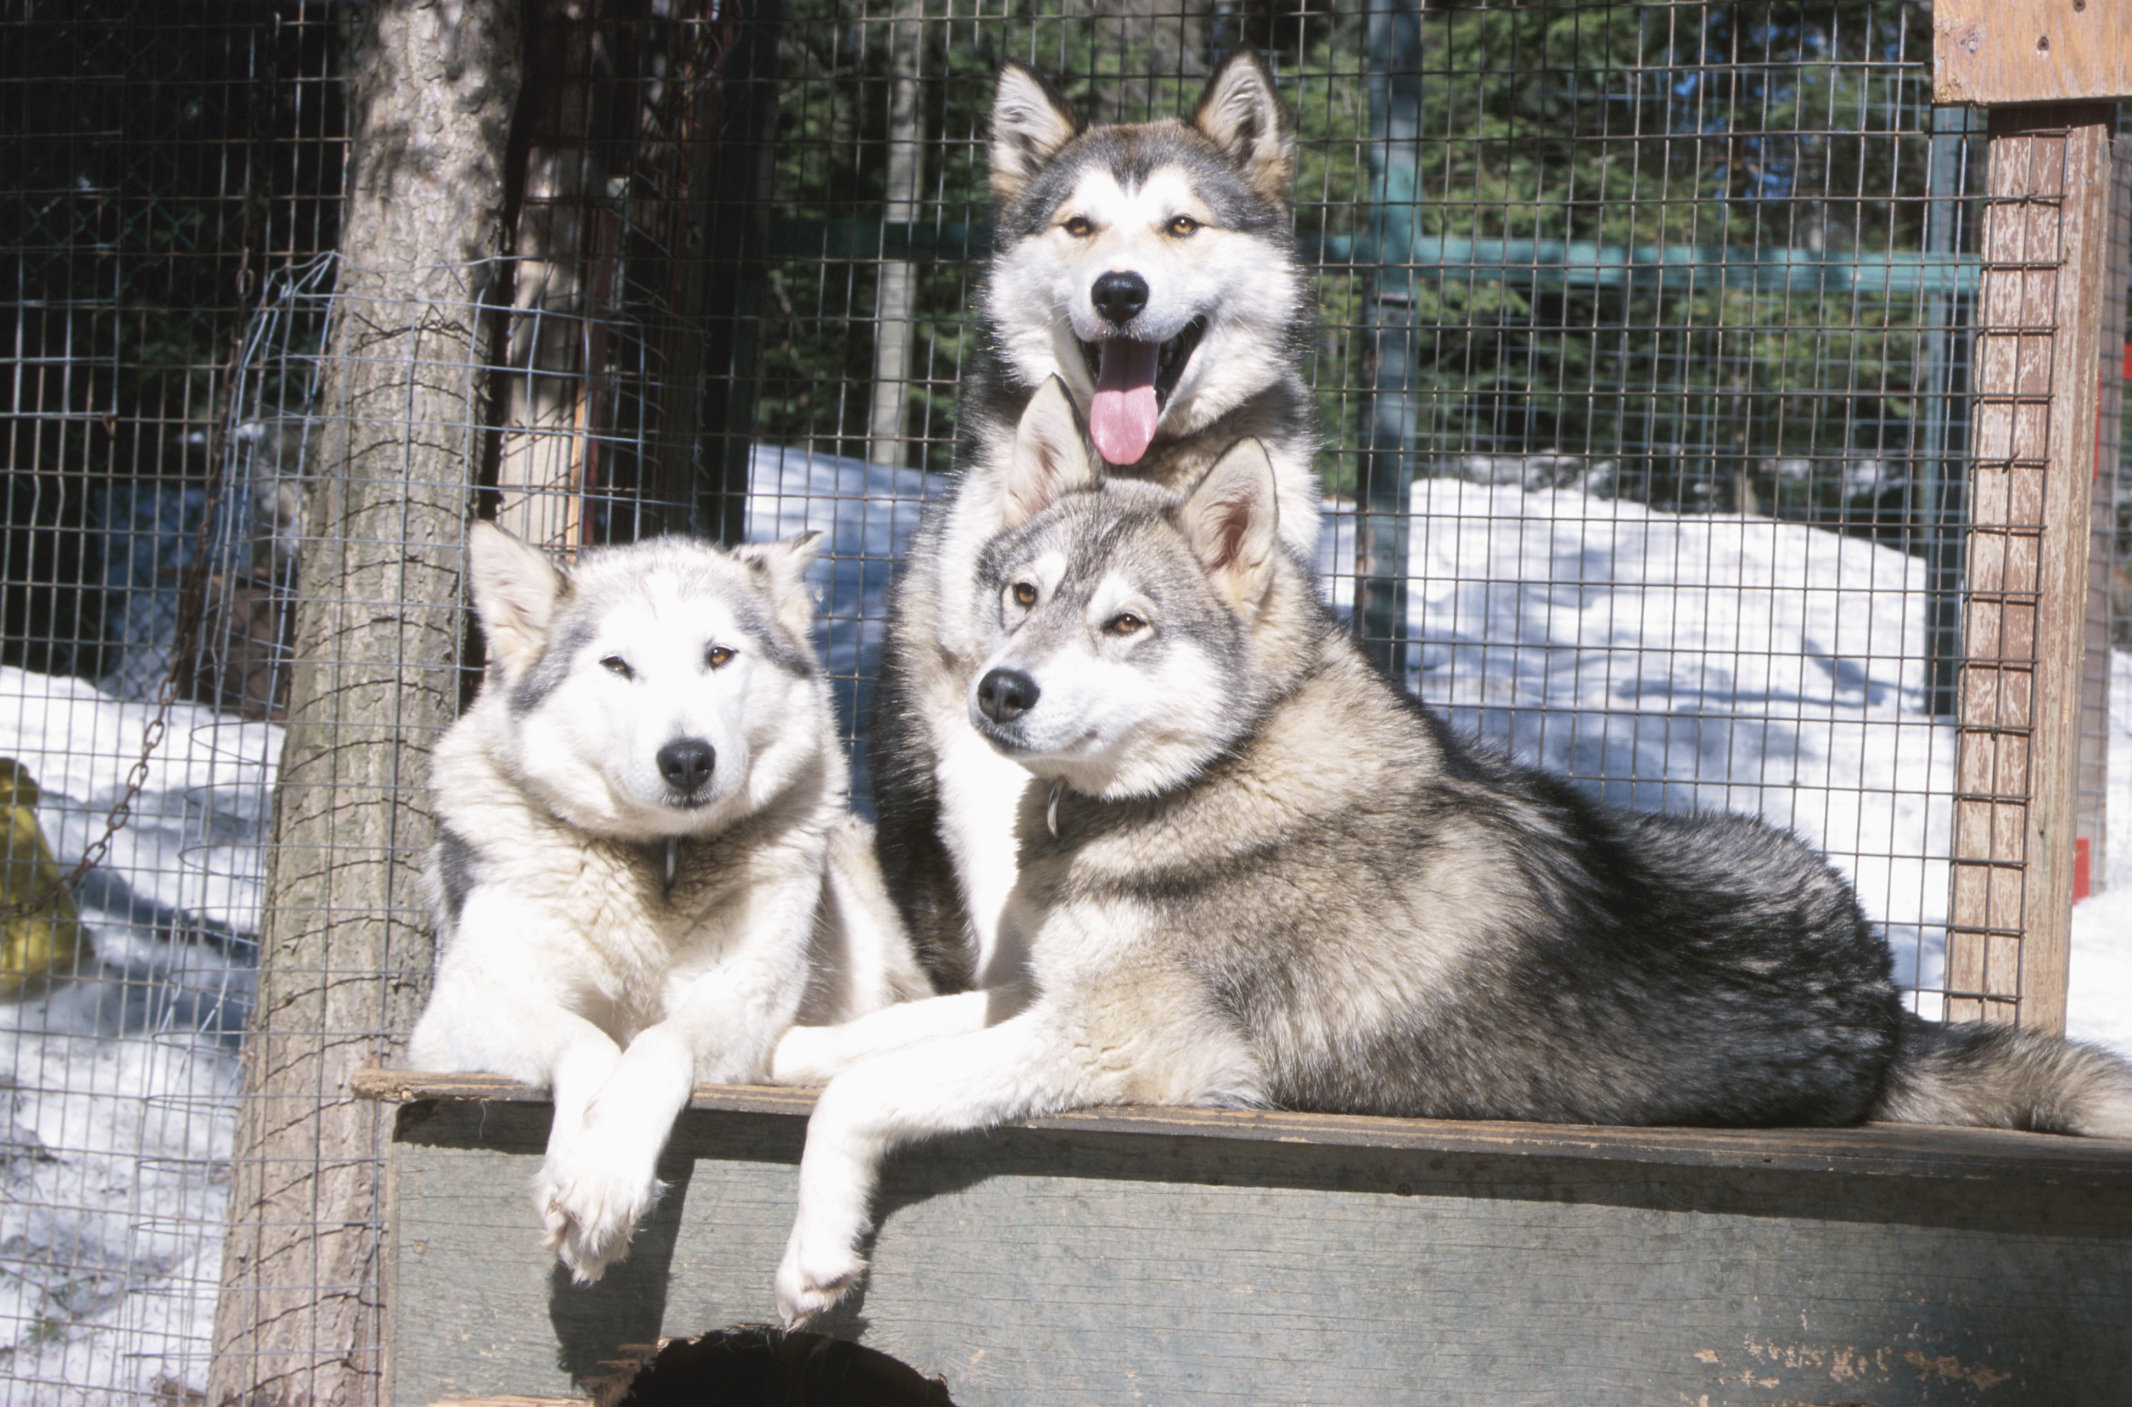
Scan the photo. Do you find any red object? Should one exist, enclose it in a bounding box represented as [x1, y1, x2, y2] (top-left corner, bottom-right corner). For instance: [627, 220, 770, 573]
[2074, 836, 2092, 902]
[2123, 343, 2131, 380]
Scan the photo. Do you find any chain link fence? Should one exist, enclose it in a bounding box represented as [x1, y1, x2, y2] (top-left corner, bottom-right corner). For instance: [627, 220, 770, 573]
[1, 1, 2125, 1401]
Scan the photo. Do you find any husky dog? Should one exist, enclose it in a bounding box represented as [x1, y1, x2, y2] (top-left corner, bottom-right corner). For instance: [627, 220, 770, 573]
[870, 48, 1321, 992]
[407, 524, 930, 1284]
[769, 381, 2132, 1324]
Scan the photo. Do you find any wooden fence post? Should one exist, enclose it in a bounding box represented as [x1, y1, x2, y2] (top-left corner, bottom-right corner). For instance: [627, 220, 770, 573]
[1933, 0, 2132, 1030]
[1944, 109, 2117, 1031]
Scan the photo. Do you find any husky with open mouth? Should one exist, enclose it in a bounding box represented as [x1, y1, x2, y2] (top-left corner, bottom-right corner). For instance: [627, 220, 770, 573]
[868, 48, 1321, 992]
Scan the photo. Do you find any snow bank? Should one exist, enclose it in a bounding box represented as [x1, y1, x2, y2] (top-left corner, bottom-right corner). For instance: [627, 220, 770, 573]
[1330, 483, 1955, 998]
[2067, 648, 2132, 1060]
[1, 667, 278, 1402]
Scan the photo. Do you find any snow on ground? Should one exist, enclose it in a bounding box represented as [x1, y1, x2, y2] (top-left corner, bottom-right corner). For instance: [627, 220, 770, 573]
[2, 448, 2127, 1401]
[1, 667, 276, 1402]
[1337, 481, 1961, 1006]
[2067, 648, 2132, 1060]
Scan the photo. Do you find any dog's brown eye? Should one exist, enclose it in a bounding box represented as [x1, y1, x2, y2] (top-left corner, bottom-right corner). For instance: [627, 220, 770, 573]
[1011, 582, 1039, 608]
[706, 646, 734, 668]
[1063, 215, 1093, 237]
[1167, 215, 1200, 237]
[1106, 612, 1146, 636]
[600, 655, 633, 678]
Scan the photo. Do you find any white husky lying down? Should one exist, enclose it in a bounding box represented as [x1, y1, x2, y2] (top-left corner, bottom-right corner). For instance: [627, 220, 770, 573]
[407, 524, 929, 1283]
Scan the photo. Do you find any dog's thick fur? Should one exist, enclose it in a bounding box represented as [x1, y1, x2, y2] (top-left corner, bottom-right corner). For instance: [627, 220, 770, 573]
[407, 524, 928, 1284]
[770, 383, 2132, 1325]
[870, 48, 1321, 992]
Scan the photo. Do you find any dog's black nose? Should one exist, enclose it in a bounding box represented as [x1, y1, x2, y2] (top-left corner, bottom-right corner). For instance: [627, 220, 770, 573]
[976, 668, 1041, 725]
[1090, 270, 1149, 328]
[656, 738, 716, 792]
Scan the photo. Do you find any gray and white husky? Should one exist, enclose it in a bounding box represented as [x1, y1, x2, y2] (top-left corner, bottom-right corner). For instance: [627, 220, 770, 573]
[770, 380, 2132, 1325]
[870, 48, 1321, 992]
[407, 524, 929, 1284]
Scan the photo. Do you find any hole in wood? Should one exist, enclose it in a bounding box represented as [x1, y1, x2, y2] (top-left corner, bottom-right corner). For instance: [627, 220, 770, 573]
[610, 1327, 955, 1406]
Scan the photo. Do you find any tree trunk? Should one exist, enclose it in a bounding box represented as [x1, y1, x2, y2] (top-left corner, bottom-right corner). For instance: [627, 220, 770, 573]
[207, 2, 520, 1403]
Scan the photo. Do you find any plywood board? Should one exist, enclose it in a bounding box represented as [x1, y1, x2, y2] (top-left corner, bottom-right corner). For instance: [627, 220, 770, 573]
[1936, 0, 2132, 104]
[375, 1085, 2132, 1407]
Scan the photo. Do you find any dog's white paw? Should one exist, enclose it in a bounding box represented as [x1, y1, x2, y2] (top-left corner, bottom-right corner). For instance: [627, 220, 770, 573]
[534, 1167, 575, 1258]
[774, 1215, 868, 1327]
[534, 1153, 664, 1285]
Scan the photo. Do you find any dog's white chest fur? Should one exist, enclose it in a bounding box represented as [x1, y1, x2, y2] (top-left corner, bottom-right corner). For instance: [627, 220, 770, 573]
[510, 830, 730, 1025]
[929, 710, 1033, 984]
[424, 730, 796, 1030]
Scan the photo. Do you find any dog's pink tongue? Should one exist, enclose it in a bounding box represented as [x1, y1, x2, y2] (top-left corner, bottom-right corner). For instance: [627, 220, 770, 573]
[1090, 338, 1161, 466]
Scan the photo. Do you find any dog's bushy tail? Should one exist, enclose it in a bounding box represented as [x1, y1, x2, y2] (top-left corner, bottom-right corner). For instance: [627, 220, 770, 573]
[1874, 1013, 2132, 1139]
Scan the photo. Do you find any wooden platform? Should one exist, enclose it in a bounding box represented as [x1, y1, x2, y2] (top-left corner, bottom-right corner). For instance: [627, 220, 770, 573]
[357, 1071, 2132, 1406]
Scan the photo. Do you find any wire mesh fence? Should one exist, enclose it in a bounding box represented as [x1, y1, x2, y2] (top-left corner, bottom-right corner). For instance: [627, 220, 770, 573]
[5, 5, 339, 1400]
[0, 0, 2126, 1401]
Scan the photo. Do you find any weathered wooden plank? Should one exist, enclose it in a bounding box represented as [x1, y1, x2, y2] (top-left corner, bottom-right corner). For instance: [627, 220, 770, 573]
[1935, 0, 2132, 104]
[349, 1070, 2132, 1185]
[1947, 107, 2117, 1031]
[353, 1069, 817, 1119]
[372, 1084, 2132, 1406]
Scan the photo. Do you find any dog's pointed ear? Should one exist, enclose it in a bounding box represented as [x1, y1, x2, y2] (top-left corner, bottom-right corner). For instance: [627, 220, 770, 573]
[732, 531, 823, 643]
[467, 521, 565, 679]
[991, 61, 1082, 206]
[1180, 438, 1281, 613]
[1005, 376, 1101, 529]
[1191, 49, 1295, 205]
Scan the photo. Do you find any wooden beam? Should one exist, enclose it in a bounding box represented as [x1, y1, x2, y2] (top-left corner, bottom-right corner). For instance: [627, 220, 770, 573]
[1946, 106, 2118, 1032]
[1935, 0, 2132, 104]
[349, 1072, 2132, 1186]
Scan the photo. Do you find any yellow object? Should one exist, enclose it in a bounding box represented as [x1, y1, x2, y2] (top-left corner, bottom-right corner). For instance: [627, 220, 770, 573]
[1, 759, 93, 996]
